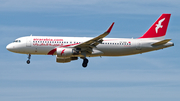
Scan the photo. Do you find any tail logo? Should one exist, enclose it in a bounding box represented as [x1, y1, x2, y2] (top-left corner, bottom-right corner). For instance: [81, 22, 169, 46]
[155, 18, 165, 33]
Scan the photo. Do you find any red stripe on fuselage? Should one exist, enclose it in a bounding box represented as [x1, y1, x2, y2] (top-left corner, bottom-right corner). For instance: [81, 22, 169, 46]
[103, 39, 121, 41]
[47, 48, 57, 55]
[47, 43, 79, 55]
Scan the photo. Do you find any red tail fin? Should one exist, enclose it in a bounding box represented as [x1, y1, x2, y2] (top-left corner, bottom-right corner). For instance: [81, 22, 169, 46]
[139, 14, 171, 39]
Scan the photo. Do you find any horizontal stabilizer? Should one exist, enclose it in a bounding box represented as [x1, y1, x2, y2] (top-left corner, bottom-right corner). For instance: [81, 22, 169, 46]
[152, 39, 171, 46]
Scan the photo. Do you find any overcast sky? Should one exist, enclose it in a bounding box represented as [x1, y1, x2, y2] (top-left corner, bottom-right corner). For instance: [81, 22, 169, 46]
[0, 0, 180, 101]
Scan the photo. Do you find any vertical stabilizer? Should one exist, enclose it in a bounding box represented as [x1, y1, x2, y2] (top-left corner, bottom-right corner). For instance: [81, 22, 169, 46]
[139, 14, 171, 39]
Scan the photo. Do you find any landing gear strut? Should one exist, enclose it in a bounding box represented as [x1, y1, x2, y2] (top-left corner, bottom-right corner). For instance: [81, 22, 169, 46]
[26, 54, 31, 64]
[82, 58, 89, 68]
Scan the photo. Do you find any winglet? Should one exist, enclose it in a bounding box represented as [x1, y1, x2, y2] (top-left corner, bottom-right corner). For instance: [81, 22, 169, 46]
[106, 22, 115, 33]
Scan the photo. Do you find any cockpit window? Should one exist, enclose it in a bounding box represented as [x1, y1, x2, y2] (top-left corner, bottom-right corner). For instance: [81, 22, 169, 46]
[13, 40, 21, 43]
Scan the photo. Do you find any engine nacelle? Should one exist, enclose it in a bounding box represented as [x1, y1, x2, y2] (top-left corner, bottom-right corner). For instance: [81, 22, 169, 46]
[56, 57, 71, 63]
[56, 48, 80, 57]
[56, 57, 78, 63]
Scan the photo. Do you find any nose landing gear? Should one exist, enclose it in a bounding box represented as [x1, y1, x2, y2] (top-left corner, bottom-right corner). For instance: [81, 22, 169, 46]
[26, 54, 31, 64]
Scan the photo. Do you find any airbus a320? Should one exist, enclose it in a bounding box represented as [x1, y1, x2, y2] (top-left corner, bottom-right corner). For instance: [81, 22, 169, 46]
[6, 14, 174, 67]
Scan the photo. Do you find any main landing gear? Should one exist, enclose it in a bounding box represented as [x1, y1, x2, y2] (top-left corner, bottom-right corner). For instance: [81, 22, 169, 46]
[26, 54, 31, 64]
[82, 58, 89, 68]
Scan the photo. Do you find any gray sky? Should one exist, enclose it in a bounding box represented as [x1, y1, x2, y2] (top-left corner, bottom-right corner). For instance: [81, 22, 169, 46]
[0, 0, 180, 101]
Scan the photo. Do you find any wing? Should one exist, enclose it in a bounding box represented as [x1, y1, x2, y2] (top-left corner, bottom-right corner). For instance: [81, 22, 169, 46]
[47, 22, 114, 55]
[74, 22, 115, 51]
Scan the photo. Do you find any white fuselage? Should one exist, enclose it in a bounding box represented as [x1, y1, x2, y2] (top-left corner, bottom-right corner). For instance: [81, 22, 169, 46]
[5, 14, 174, 67]
[6, 36, 174, 57]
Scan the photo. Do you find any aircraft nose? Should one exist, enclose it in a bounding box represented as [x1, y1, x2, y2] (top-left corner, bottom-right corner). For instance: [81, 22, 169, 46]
[6, 44, 14, 51]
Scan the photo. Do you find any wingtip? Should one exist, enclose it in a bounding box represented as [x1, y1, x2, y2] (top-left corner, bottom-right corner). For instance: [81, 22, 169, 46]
[106, 22, 115, 33]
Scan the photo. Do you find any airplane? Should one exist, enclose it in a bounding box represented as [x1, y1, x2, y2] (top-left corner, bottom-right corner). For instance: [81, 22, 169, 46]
[6, 14, 174, 68]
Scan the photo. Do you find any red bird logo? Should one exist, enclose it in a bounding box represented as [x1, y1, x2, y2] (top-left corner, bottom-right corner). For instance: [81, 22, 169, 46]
[155, 18, 165, 34]
[61, 49, 65, 56]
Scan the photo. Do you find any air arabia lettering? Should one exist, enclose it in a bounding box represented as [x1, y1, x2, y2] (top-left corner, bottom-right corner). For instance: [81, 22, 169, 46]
[33, 38, 63, 41]
[33, 38, 64, 46]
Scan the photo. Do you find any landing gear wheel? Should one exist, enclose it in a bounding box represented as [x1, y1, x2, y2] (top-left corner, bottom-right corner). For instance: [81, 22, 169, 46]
[27, 54, 31, 64]
[82, 63, 87, 67]
[82, 58, 89, 68]
[27, 60, 30, 64]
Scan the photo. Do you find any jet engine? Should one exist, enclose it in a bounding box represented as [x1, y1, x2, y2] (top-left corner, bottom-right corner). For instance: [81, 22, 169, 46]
[56, 48, 80, 57]
[56, 57, 78, 63]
